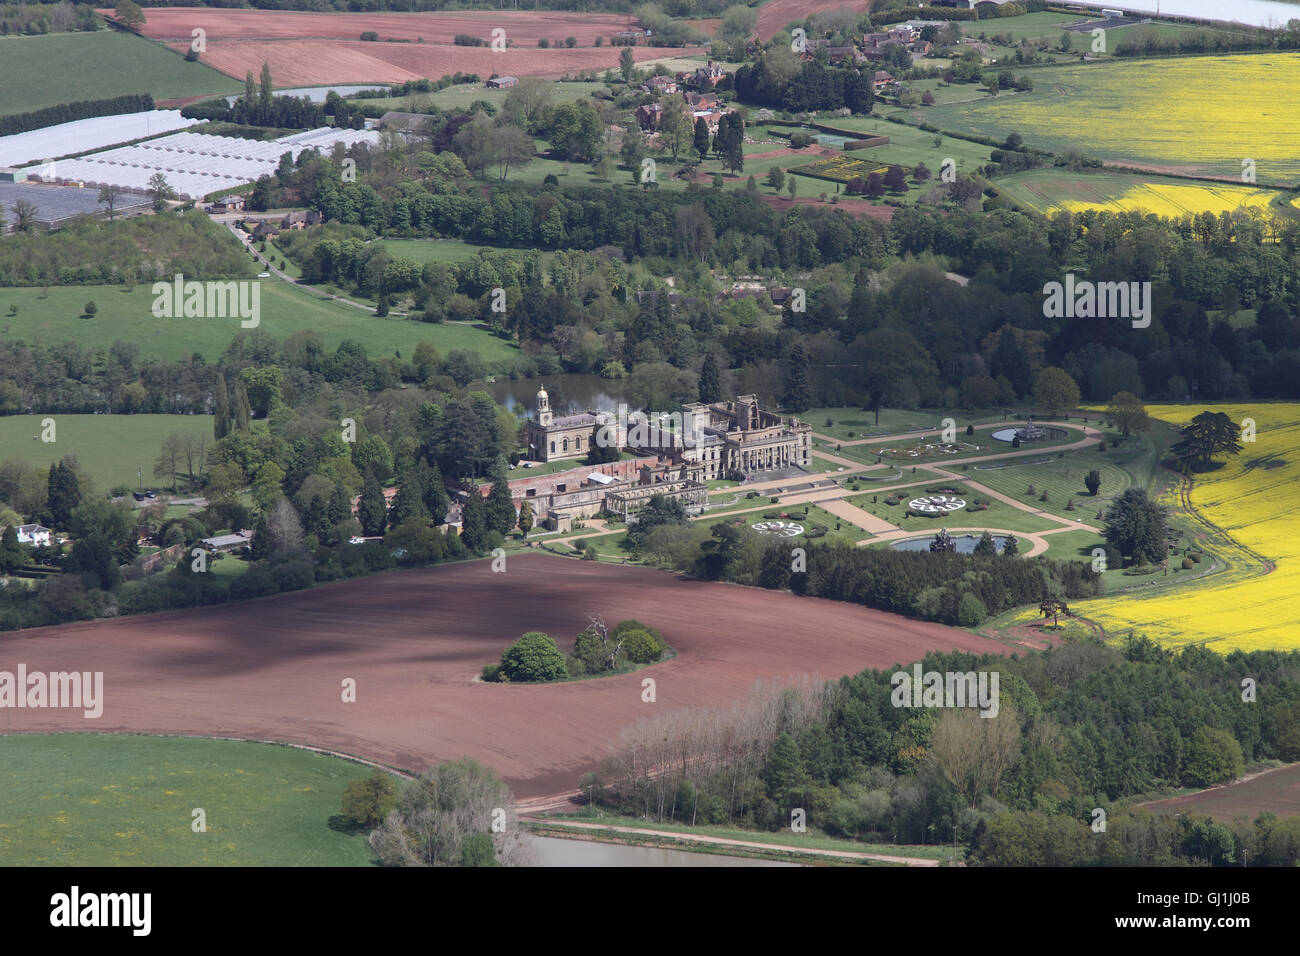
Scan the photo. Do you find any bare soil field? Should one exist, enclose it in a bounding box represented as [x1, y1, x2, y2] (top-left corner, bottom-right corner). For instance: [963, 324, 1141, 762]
[172, 38, 685, 86]
[1138, 763, 1300, 820]
[114, 8, 636, 45]
[102, 8, 707, 83]
[0, 553, 1003, 797]
[758, 193, 895, 220]
[756, 0, 871, 41]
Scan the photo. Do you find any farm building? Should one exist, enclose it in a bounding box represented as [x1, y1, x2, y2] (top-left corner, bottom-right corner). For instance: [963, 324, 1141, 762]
[487, 76, 518, 89]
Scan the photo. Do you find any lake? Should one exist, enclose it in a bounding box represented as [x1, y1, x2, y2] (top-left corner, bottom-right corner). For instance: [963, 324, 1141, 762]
[489, 374, 633, 418]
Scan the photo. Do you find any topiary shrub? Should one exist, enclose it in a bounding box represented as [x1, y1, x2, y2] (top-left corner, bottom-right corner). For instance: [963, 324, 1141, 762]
[1190, 552, 1203, 563]
[1181, 557, 1194, 570]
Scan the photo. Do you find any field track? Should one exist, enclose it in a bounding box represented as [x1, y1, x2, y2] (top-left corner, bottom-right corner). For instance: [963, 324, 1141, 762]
[0, 553, 1004, 797]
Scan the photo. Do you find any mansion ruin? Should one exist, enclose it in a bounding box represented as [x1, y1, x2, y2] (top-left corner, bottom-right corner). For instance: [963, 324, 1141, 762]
[510, 388, 812, 530]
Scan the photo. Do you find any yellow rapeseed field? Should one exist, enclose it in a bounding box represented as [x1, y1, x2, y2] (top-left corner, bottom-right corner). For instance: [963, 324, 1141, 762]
[1075, 404, 1300, 651]
[935, 54, 1300, 178]
[1056, 182, 1280, 218]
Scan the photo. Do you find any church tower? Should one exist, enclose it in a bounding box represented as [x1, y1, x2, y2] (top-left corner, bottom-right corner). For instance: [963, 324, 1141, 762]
[537, 385, 552, 428]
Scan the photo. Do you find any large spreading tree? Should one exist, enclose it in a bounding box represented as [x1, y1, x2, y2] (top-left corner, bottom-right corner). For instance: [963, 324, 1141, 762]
[1171, 410, 1243, 472]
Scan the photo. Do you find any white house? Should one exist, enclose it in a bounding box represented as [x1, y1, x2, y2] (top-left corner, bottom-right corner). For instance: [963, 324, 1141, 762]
[11, 524, 52, 547]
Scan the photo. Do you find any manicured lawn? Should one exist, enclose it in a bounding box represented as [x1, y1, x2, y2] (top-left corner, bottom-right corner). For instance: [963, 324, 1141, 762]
[848, 483, 1067, 537]
[0, 282, 519, 363]
[0, 31, 239, 116]
[0, 735, 385, 866]
[964, 452, 1132, 523]
[0, 414, 213, 493]
[803, 406, 958, 439]
[1037, 528, 1108, 562]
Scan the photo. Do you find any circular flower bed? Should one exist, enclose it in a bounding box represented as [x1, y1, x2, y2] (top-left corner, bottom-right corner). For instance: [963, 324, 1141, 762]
[907, 494, 967, 515]
[750, 520, 805, 537]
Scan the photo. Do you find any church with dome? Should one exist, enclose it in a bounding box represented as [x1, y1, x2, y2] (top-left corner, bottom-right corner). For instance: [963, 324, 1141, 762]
[524, 385, 620, 463]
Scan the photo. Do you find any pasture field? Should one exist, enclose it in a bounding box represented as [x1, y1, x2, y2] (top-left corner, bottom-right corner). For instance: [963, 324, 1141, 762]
[914, 54, 1300, 180]
[0, 283, 518, 363]
[0, 414, 213, 493]
[0, 735, 379, 866]
[373, 238, 499, 264]
[0, 32, 239, 117]
[1074, 404, 1300, 651]
[996, 168, 1299, 219]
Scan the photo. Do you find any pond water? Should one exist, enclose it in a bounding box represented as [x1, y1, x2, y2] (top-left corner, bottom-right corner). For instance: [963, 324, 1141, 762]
[488, 373, 633, 418]
[528, 834, 799, 867]
[223, 85, 379, 105]
[892, 534, 1012, 555]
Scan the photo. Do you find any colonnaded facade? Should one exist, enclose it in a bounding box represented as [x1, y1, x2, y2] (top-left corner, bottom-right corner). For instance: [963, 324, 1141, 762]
[525, 387, 811, 479]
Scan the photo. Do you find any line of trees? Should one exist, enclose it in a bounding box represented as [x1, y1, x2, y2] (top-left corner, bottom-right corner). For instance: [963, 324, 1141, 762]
[591, 637, 1300, 865]
[0, 92, 153, 137]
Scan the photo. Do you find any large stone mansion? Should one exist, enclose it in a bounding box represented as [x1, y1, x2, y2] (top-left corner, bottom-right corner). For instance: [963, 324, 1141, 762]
[512, 388, 812, 530]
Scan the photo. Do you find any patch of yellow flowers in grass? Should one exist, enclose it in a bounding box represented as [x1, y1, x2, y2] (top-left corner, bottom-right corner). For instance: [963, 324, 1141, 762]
[1056, 182, 1282, 218]
[1075, 404, 1300, 652]
[963, 53, 1300, 176]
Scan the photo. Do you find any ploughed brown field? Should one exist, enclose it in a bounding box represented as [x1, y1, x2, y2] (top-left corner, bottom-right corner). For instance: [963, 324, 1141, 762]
[0, 553, 1005, 797]
[103, 8, 708, 84]
[756, 0, 871, 41]
[1138, 763, 1300, 820]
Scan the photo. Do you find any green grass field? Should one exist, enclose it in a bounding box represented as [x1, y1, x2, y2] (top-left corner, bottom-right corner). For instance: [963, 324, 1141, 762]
[0, 282, 519, 363]
[0, 31, 239, 116]
[0, 735, 384, 865]
[0, 414, 213, 493]
[374, 238, 500, 264]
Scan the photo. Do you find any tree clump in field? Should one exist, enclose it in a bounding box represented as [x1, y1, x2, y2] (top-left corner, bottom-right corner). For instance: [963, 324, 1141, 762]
[340, 769, 397, 828]
[369, 758, 528, 866]
[495, 631, 569, 682]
